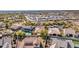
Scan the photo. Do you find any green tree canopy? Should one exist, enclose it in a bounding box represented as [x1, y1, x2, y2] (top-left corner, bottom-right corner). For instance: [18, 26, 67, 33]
[40, 29, 48, 40]
[14, 30, 26, 41]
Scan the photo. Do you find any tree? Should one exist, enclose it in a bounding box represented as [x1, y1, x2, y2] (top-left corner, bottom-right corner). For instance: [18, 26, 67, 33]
[40, 29, 51, 48]
[4, 19, 9, 29]
[4, 19, 13, 29]
[43, 22, 49, 26]
[14, 30, 26, 41]
[40, 29, 48, 40]
[30, 22, 37, 26]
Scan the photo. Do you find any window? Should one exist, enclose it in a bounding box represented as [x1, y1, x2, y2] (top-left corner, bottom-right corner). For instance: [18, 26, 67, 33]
[53, 34, 57, 36]
[66, 34, 73, 37]
[69, 34, 73, 37]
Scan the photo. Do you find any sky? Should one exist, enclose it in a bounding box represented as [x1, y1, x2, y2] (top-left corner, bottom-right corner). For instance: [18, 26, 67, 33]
[0, 0, 79, 10]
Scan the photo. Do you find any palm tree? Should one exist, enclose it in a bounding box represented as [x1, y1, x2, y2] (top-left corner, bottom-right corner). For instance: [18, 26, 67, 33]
[40, 29, 48, 39]
[40, 29, 50, 47]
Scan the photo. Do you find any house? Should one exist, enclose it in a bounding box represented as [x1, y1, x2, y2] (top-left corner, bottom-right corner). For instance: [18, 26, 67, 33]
[10, 24, 22, 31]
[1, 29, 13, 36]
[24, 36, 40, 48]
[2, 36, 12, 47]
[0, 17, 4, 20]
[0, 35, 13, 48]
[48, 27, 60, 36]
[16, 36, 40, 48]
[50, 43, 56, 48]
[63, 28, 75, 37]
[75, 32, 79, 38]
[14, 18, 23, 22]
[0, 22, 5, 30]
[34, 26, 45, 35]
[7, 16, 13, 20]
[50, 38, 74, 48]
[2, 42, 12, 48]
[9, 15, 23, 22]
[21, 26, 35, 36]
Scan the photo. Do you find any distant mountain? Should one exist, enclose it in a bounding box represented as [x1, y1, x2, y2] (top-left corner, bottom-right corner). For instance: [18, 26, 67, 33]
[0, 10, 79, 14]
[0, 10, 79, 19]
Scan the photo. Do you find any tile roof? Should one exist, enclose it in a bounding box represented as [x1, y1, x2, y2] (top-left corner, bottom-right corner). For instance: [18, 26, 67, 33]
[48, 28, 60, 34]
[63, 28, 75, 35]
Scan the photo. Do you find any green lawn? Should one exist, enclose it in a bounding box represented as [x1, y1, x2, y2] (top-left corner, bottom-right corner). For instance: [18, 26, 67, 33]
[72, 40, 79, 46]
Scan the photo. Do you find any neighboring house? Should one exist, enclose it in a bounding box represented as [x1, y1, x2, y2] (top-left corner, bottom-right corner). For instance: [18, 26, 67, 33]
[8, 15, 23, 22]
[50, 38, 74, 48]
[0, 22, 5, 30]
[16, 36, 40, 48]
[14, 18, 23, 22]
[0, 35, 12, 48]
[37, 17, 48, 22]
[21, 26, 35, 36]
[50, 43, 56, 48]
[2, 42, 12, 48]
[48, 27, 60, 36]
[34, 26, 45, 35]
[75, 32, 79, 38]
[63, 28, 75, 37]
[1, 29, 13, 36]
[10, 24, 22, 31]
[0, 17, 4, 19]
[7, 16, 13, 20]
[2, 36, 12, 46]
[72, 20, 79, 25]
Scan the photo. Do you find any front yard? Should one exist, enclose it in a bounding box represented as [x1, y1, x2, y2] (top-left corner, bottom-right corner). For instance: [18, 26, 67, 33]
[72, 40, 79, 47]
